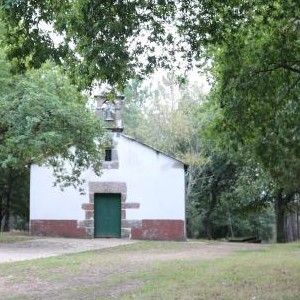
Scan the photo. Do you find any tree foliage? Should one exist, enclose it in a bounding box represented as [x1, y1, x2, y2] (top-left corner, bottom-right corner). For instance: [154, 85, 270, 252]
[0, 0, 180, 88]
[185, 98, 275, 241]
[123, 74, 204, 160]
[213, 3, 300, 189]
[0, 58, 108, 185]
[0, 53, 109, 230]
[0, 0, 267, 89]
[123, 77, 275, 241]
[209, 1, 300, 242]
[0, 168, 29, 231]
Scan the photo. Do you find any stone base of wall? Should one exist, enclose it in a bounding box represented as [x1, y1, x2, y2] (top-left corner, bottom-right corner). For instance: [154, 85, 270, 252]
[30, 220, 86, 238]
[131, 219, 185, 241]
[30, 219, 186, 241]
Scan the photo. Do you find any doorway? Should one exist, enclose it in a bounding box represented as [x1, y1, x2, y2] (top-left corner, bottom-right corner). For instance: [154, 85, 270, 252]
[94, 193, 121, 238]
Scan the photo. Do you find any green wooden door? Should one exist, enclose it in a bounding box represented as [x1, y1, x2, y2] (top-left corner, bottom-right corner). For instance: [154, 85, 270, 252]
[94, 193, 121, 238]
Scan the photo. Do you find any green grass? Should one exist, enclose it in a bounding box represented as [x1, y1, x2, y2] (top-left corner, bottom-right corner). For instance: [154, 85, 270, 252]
[0, 240, 299, 299]
[0, 231, 36, 243]
[121, 243, 300, 300]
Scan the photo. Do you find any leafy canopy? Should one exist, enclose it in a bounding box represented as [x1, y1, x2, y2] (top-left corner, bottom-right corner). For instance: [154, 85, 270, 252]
[0, 0, 265, 89]
[211, 1, 300, 192]
[0, 53, 109, 188]
[0, 0, 179, 89]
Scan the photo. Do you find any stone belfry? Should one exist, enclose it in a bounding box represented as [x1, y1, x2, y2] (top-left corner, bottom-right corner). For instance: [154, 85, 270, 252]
[94, 95, 124, 132]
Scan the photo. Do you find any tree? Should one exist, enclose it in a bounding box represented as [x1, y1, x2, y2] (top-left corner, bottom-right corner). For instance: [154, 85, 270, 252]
[187, 153, 275, 241]
[192, 153, 238, 239]
[209, 1, 300, 242]
[0, 0, 264, 89]
[0, 54, 109, 230]
[0, 168, 29, 231]
[123, 73, 204, 158]
[0, 0, 180, 89]
[123, 76, 275, 241]
[183, 96, 275, 241]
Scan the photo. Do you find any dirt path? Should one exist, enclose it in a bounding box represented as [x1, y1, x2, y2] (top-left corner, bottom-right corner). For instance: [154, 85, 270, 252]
[0, 237, 137, 263]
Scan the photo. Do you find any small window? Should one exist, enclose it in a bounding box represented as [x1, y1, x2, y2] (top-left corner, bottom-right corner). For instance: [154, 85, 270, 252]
[105, 149, 112, 161]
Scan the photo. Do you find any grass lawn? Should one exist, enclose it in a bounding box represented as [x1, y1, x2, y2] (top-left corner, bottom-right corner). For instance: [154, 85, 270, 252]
[122, 243, 300, 300]
[0, 231, 36, 244]
[0, 240, 299, 299]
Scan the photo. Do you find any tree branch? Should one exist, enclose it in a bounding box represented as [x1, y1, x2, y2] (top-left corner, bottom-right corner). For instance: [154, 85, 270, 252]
[251, 61, 300, 76]
[281, 63, 300, 74]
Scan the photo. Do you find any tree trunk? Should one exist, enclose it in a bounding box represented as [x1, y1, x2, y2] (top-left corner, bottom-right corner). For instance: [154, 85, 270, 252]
[3, 192, 10, 232]
[2, 172, 12, 232]
[203, 214, 213, 239]
[0, 197, 3, 232]
[185, 165, 197, 238]
[203, 178, 218, 239]
[227, 210, 234, 238]
[297, 202, 300, 240]
[285, 213, 298, 242]
[275, 190, 286, 243]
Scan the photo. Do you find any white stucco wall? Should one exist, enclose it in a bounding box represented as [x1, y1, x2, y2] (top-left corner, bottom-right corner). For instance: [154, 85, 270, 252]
[30, 135, 186, 221]
[30, 165, 88, 220]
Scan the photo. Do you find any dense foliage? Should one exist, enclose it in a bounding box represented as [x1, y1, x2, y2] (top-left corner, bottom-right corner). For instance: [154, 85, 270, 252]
[0, 0, 179, 88]
[209, 1, 300, 242]
[123, 77, 275, 241]
[0, 59, 107, 183]
[0, 53, 109, 230]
